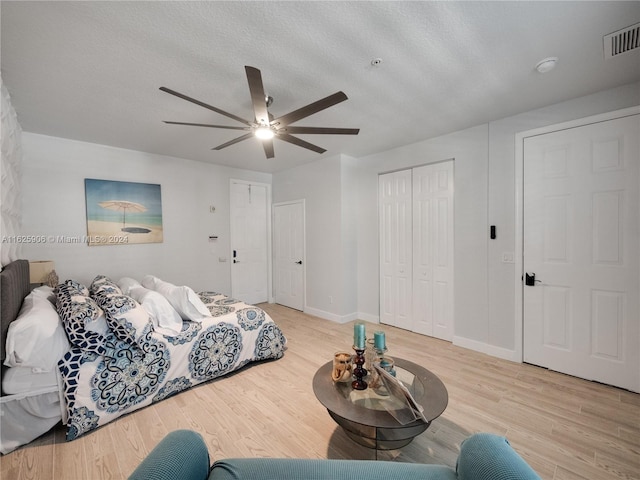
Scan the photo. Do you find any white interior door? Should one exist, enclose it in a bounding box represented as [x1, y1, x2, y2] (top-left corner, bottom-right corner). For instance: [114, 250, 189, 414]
[523, 114, 639, 392]
[412, 161, 454, 340]
[230, 181, 269, 305]
[273, 201, 305, 311]
[379, 170, 413, 329]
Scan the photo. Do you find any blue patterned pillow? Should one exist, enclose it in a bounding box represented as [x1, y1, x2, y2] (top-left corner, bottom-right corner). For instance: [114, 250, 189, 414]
[90, 275, 122, 297]
[56, 282, 106, 355]
[61, 278, 90, 297]
[93, 292, 153, 347]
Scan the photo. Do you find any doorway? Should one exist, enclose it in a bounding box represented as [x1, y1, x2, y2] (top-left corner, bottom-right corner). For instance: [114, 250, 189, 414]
[230, 180, 270, 305]
[516, 108, 639, 392]
[273, 200, 305, 311]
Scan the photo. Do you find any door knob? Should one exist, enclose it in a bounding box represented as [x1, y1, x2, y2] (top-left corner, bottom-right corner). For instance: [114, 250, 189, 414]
[295, 260, 303, 265]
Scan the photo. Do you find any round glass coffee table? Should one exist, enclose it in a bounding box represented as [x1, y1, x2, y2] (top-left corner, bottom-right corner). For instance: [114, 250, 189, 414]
[312, 358, 448, 450]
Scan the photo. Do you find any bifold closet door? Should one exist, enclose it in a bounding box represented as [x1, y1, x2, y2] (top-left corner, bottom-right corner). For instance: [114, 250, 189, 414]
[379, 162, 454, 338]
[412, 162, 454, 340]
[379, 169, 413, 329]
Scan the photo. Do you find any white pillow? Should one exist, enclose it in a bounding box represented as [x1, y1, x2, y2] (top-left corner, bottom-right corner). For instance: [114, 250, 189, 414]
[128, 285, 183, 336]
[4, 290, 71, 372]
[117, 277, 142, 295]
[30, 285, 56, 305]
[141, 275, 210, 321]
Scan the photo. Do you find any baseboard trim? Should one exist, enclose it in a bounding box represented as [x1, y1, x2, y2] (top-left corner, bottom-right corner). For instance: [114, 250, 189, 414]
[303, 307, 381, 325]
[452, 336, 520, 362]
[357, 312, 380, 324]
[303, 307, 356, 324]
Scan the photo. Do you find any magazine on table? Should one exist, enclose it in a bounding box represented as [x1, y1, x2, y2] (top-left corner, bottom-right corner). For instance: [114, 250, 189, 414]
[374, 364, 428, 425]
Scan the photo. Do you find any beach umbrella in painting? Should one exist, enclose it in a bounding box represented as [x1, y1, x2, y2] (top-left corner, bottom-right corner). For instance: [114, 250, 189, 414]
[98, 200, 147, 228]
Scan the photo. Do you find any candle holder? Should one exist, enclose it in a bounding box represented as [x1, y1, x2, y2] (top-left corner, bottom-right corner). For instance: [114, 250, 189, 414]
[351, 346, 368, 390]
[367, 346, 387, 390]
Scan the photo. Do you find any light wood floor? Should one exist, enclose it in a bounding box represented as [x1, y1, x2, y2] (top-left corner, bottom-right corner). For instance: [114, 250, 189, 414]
[1, 304, 638, 479]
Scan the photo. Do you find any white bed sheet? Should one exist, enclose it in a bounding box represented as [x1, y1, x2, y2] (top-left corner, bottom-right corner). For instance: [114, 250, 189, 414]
[2, 366, 58, 395]
[0, 386, 62, 454]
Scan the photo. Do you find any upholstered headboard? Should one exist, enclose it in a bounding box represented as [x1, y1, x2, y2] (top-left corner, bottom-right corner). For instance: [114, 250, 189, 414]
[0, 259, 30, 362]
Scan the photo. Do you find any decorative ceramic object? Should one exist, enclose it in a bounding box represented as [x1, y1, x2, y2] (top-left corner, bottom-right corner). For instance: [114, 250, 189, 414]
[332, 352, 353, 382]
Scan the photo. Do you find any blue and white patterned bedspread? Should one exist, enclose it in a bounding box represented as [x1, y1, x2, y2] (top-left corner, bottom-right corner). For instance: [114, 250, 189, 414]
[57, 292, 286, 440]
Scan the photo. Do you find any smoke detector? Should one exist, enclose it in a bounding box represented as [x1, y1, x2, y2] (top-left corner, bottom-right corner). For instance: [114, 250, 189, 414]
[604, 23, 640, 59]
[535, 57, 558, 74]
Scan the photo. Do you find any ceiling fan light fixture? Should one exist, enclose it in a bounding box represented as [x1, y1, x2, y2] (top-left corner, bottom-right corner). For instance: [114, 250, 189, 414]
[255, 126, 275, 140]
[160, 66, 359, 159]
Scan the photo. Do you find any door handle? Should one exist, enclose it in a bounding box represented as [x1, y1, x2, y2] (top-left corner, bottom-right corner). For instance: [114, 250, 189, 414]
[525, 273, 542, 286]
[295, 260, 302, 265]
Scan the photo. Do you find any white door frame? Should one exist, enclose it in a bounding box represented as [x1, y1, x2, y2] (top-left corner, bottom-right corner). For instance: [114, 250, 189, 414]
[513, 106, 640, 363]
[229, 179, 273, 303]
[272, 199, 306, 310]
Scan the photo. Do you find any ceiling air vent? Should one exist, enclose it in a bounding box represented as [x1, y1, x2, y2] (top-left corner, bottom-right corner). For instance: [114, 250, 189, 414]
[604, 23, 640, 59]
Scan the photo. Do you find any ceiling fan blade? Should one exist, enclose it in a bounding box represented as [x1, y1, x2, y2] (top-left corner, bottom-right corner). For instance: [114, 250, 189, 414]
[160, 87, 252, 126]
[277, 133, 326, 154]
[284, 126, 360, 135]
[273, 91, 348, 127]
[212, 132, 254, 151]
[262, 139, 275, 159]
[163, 121, 250, 130]
[245, 66, 270, 126]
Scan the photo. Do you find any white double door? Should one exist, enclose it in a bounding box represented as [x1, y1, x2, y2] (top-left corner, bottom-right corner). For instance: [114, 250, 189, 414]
[523, 113, 639, 392]
[379, 161, 454, 340]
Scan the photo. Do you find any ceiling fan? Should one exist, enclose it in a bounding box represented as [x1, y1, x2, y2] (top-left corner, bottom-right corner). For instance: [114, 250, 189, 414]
[160, 66, 359, 159]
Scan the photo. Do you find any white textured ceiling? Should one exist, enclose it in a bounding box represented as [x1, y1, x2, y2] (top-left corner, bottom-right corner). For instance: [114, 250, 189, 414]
[2, 1, 639, 173]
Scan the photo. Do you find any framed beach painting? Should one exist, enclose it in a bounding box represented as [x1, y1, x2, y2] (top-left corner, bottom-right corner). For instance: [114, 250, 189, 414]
[85, 179, 163, 246]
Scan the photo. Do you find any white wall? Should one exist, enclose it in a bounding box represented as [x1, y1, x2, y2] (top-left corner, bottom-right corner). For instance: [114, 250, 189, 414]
[0, 78, 23, 266]
[272, 154, 356, 321]
[486, 81, 640, 354]
[18, 81, 640, 362]
[356, 81, 640, 359]
[20, 133, 271, 292]
[355, 125, 490, 347]
[340, 155, 359, 318]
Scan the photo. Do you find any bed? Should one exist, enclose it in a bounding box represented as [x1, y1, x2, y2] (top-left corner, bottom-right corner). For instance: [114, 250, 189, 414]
[0, 259, 287, 454]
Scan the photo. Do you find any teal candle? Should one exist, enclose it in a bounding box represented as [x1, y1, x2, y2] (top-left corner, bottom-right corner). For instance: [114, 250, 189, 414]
[354, 322, 366, 349]
[374, 331, 386, 350]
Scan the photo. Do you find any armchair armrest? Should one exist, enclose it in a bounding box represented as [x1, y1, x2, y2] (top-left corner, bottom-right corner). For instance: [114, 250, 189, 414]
[128, 429, 210, 480]
[457, 433, 541, 480]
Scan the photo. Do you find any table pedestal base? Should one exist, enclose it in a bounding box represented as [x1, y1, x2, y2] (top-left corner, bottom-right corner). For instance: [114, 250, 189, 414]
[328, 410, 430, 451]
